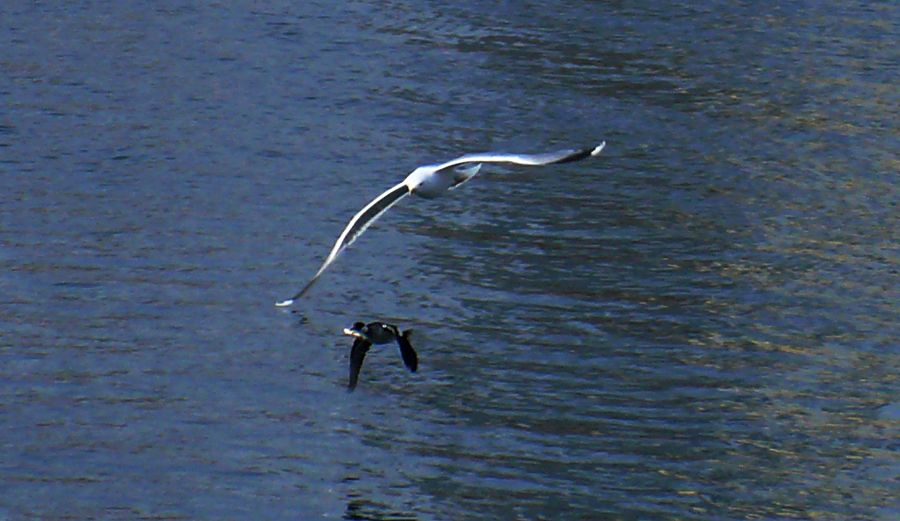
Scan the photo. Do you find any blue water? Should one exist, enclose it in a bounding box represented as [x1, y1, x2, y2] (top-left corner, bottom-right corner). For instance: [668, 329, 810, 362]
[1, 2, 897, 520]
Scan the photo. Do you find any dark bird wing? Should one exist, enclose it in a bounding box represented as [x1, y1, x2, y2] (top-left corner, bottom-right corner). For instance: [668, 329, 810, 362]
[348, 338, 372, 392]
[396, 331, 418, 372]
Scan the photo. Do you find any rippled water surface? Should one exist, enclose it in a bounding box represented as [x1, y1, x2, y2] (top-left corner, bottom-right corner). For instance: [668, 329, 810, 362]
[2, 2, 898, 520]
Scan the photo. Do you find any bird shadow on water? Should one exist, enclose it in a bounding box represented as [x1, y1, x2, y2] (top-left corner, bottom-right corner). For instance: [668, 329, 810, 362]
[343, 495, 418, 521]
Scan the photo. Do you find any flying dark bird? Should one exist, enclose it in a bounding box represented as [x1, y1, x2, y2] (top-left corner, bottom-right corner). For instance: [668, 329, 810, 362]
[342, 321, 417, 392]
[276, 142, 606, 306]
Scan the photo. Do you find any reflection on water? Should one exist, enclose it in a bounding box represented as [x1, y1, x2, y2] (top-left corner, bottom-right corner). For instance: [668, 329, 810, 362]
[344, 497, 418, 521]
[1, 1, 897, 520]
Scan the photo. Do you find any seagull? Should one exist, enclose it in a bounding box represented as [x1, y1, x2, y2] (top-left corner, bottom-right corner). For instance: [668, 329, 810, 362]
[342, 321, 417, 392]
[276, 141, 606, 306]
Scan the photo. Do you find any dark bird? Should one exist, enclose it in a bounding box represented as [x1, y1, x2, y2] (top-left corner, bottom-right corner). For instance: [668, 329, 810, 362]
[342, 321, 418, 392]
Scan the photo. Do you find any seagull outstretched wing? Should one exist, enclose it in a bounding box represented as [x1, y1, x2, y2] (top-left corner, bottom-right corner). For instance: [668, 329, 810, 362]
[433, 142, 605, 172]
[276, 181, 410, 306]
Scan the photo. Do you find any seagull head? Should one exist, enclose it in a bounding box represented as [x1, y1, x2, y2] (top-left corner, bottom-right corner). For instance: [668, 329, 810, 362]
[404, 167, 426, 190]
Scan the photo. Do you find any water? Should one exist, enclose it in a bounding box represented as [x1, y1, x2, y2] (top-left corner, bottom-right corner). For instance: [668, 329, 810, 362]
[1, 1, 897, 519]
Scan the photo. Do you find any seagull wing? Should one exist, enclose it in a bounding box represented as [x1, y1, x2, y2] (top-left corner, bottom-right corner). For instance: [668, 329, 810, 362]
[433, 141, 605, 173]
[276, 181, 411, 306]
[348, 338, 372, 392]
[396, 330, 418, 372]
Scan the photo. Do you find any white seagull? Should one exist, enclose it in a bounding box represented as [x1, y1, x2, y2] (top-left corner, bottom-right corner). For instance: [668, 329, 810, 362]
[276, 141, 606, 306]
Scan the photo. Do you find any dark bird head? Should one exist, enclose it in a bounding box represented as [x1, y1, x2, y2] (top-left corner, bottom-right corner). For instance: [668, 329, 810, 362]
[343, 322, 368, 340]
